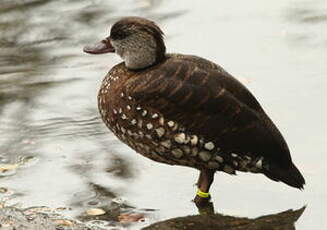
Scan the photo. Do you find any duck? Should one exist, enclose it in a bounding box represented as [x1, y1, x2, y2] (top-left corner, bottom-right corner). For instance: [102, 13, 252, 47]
[83, 16, 305, 207]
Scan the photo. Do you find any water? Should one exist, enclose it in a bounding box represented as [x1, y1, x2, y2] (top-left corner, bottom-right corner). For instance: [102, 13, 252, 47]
[0, 0, 326, 229]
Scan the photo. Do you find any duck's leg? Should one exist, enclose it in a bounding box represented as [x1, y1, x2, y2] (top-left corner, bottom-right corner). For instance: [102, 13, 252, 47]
[194, 169, 215, 208]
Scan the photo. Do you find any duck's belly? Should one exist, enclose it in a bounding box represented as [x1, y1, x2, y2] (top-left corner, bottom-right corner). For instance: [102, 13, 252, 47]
[98, 85, 264, 174]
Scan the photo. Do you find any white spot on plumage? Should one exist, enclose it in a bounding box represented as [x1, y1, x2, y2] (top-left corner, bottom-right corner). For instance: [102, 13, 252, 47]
[121, 114, 127, 120]
[160, 140, 171, 149]
[231, 153, 238, 158]
[142, 110, 148, 117]
[191, 147, 198, 156]
[167, 121, 175, 127]
[131, 119, 137, 125]
[174, 133, 186, 144]
[136, 106, 142, 111]
[190, 135, 198, 146]
[126, 105, 131, 110]
[120, 92, 124, 97]
[159, 117, 165, 126]
[137, 119, 143, 128]
[128, 96, 132, 100]
[256, 158, 263, 169]
[155, 127, 165, 138]
[204, 142, 215, 151]
[138, 131, 144, 138]
[215, 156, 224, 163]
[113, 109, 117, 114]
[182, 146, 191, 154]
[172, 148, 183, 158]
[152, 113, 159, 119]
[199, 151, 211, 162]
[146, 123, 153, 130]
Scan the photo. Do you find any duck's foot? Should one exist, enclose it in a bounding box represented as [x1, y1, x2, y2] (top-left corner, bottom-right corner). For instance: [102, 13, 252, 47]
[193, 193, 214, 214]
[193, 169, 215, 213]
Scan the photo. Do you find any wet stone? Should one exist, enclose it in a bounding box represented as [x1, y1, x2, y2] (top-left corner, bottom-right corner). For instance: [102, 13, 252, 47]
[86, 208, 106, 216]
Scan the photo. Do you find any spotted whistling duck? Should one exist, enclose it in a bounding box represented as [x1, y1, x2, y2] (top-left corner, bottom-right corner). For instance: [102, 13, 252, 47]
[84, 17, 305, 206]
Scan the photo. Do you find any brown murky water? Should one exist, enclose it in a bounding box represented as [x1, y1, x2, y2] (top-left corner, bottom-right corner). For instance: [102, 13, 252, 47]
[0, 0, 326, 229]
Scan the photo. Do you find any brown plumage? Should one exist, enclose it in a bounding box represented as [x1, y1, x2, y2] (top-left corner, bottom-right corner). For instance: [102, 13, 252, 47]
[84, 17, 305, 206]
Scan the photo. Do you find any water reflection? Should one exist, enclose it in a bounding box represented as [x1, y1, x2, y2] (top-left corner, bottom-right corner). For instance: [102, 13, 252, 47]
[144, 206, 306, 230]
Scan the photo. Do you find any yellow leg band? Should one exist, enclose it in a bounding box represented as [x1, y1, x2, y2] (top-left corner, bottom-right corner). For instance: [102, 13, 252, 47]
[196, 189, 210, 198]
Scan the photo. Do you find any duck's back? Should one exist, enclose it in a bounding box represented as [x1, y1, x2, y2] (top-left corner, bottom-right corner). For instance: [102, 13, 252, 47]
[98, 54, 305, 189]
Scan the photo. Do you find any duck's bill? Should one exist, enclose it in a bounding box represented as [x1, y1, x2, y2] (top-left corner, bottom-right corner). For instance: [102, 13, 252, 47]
[83, 39, 115, 54]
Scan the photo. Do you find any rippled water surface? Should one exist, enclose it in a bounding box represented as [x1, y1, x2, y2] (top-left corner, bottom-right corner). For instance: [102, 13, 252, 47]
[0, 0, 326, 229]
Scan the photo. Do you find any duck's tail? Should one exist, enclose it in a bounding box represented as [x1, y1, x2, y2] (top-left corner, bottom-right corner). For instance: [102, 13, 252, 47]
[264, 162, 305, 189]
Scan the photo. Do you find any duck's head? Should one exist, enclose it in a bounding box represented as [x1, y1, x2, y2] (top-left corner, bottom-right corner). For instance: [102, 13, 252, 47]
[84, 17, 166, 70]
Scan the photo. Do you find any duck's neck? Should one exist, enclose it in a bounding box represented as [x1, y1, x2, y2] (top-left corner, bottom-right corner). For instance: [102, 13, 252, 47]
[114, 39, 166, 70]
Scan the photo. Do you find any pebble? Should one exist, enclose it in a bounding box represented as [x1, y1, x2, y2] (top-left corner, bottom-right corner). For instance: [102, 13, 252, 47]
[86, 208, 106, 216]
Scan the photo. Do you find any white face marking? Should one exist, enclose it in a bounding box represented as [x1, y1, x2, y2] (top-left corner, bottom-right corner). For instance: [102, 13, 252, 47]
[146, 123, 153, 130]
[174, 133, 186, 144]
[204, 142, 215, 151]
[155, 127, 165, 138]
